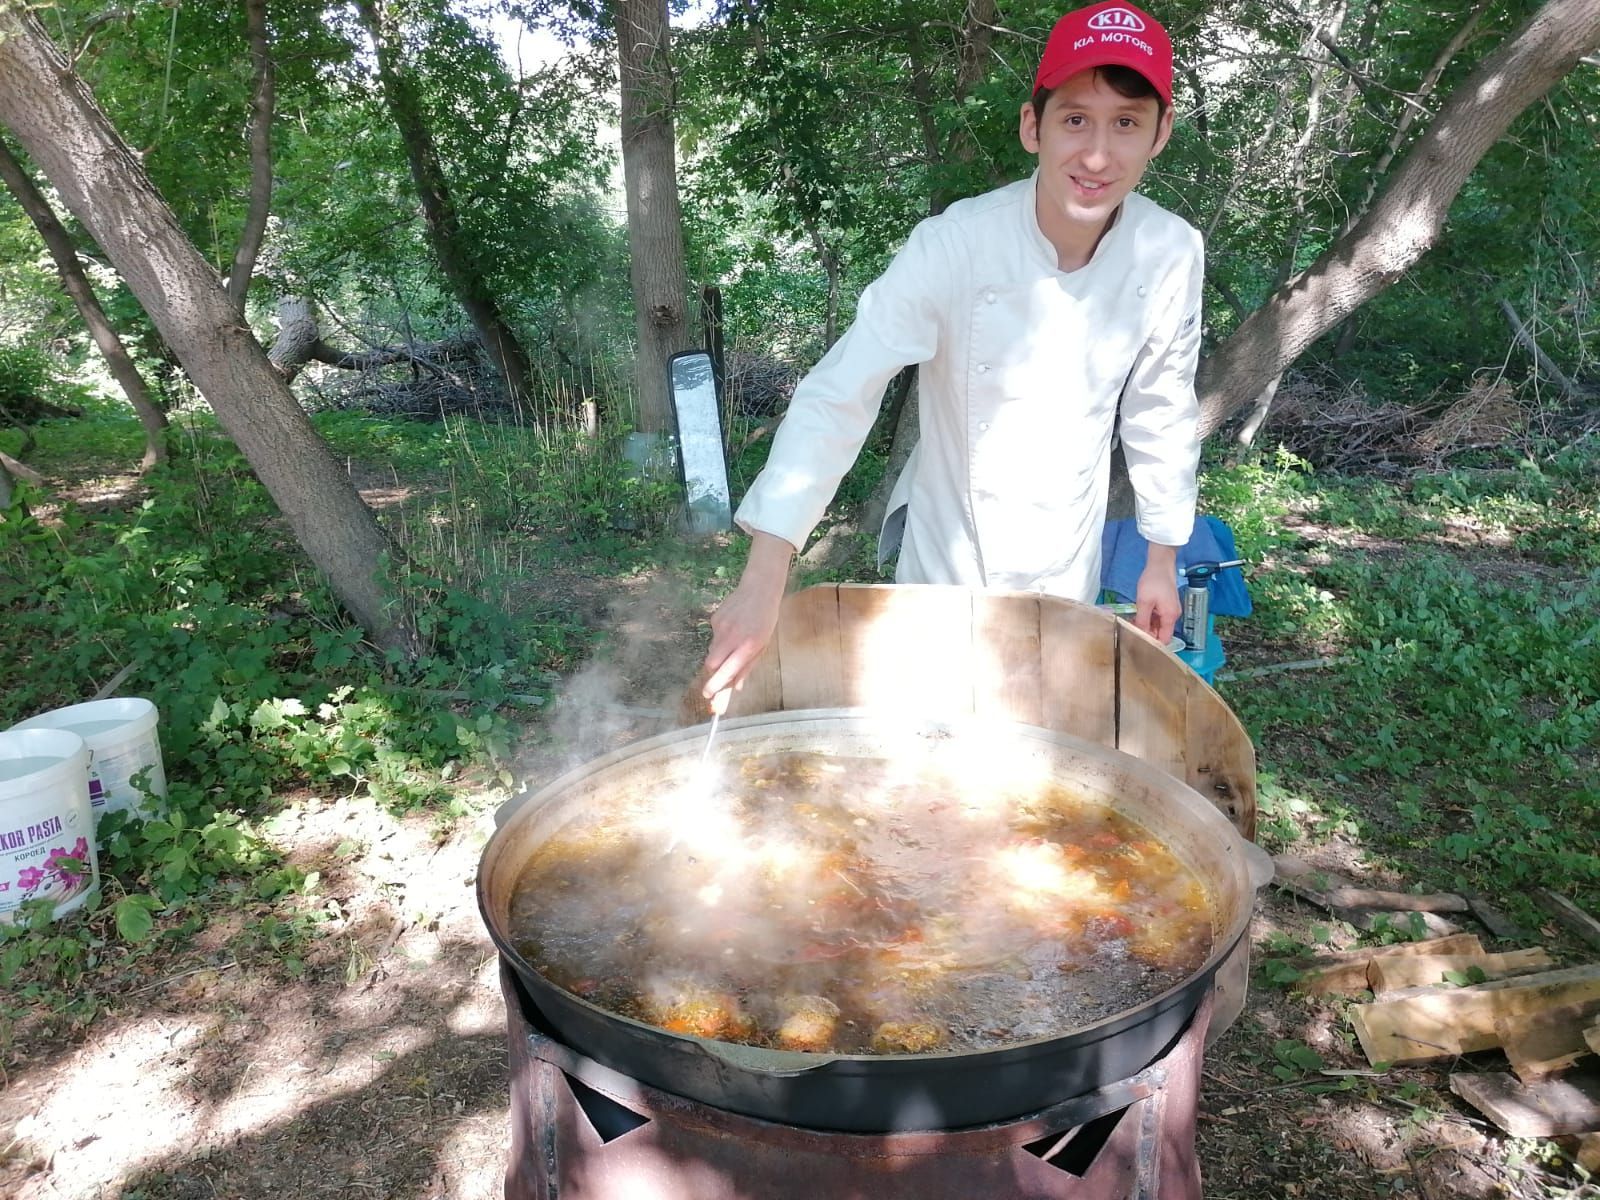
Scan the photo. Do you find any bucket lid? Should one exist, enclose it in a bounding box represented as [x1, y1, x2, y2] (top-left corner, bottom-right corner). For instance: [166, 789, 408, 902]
[0, 728, 90, 791]
[10, 697, 158, 742]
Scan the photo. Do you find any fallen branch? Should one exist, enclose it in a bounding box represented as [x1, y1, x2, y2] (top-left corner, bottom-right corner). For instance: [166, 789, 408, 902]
[1215, 656, 1352, 681]
[0, 447, 44, 485]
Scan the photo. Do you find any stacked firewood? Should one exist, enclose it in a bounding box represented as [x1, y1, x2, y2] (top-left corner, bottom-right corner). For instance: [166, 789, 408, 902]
[1275, 858, 1600, 1174]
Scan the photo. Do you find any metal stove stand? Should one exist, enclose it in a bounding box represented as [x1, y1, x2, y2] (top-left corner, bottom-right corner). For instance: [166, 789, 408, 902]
[499, 961, 1209, 1200]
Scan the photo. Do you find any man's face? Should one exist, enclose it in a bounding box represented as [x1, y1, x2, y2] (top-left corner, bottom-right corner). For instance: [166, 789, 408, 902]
[1019, 69, 1174, 245]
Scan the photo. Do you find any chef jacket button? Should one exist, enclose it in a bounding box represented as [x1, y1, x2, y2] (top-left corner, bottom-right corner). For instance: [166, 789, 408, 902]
[985, 291, 996, 304]
[1137, 285, 1147, 297]
[978, 421, 991, 432]
[976, 363, 989, 374]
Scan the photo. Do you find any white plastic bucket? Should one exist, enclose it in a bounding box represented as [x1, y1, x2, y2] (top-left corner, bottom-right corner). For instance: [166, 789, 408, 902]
[10, 697, 168, 820]
[0, 728, 101, 924]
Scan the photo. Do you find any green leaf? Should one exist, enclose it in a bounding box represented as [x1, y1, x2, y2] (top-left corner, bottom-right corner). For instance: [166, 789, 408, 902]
[114, 895, 159, 942]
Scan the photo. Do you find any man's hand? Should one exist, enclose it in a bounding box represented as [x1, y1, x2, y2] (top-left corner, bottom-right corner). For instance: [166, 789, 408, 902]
[702, 531, 796, 705]
[1133, 542, 1181, 645]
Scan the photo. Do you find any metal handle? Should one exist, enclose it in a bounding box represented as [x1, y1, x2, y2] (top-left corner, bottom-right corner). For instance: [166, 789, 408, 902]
[1240, 839, 1275, 891]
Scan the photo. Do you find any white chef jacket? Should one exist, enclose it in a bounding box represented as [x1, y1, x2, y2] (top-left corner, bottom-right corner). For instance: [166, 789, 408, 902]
[735, 172, 1204, 601]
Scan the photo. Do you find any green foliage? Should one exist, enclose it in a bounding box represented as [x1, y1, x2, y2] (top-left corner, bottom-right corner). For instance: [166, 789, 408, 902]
[1214, 450, 1600, 909]
[1270, 1038, 1326, 1081]
[431, 413, 683, 543]
[0, 342, 53, 410]
[0, 403, 603, 1016]
[0, 421, 548, 805]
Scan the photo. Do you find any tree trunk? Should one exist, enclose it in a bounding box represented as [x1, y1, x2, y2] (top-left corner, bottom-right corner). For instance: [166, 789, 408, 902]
[616, 0, 693, 435]
[353, 0, 532, 405]
[1196, 0, 1600, 437]
[1330, 0, 1486, 355]
[1232, 374, 1284, 456]
[267, 294, 478, 381]
[225, 0, 274, 316]
[0, 5, 417, 656]
[268, 295, 322, 381]
[0, 134, 168, 469]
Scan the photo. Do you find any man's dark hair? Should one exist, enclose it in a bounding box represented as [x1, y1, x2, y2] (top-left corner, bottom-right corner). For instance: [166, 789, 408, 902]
[1031, 65, 1168, 128]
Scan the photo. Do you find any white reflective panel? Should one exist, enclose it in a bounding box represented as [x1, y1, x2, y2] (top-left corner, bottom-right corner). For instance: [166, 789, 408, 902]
[670, 351, 733, 533]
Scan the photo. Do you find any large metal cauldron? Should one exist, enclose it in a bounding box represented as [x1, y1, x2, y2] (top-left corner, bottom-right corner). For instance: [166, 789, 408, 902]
[479, 710, 1271, 1133]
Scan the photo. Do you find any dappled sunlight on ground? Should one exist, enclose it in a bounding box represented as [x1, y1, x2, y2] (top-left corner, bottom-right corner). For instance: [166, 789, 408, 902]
[1, 789, 514, 1200]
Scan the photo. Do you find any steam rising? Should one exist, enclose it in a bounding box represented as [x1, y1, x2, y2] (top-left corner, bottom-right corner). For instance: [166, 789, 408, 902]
[507, 730, 1215, 1055]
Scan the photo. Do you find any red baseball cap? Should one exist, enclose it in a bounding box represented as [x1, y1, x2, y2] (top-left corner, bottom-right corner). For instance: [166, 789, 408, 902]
[1033, 2, 1173, 106]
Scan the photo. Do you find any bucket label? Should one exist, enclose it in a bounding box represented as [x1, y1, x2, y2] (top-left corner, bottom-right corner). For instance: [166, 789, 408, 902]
[0, 827, 93, 907]
[86, 743, 166, 819]
[0, 814, 65, 849]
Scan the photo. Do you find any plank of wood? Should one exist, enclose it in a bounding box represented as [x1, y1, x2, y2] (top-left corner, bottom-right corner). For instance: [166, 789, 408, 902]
[1325, 888, 1471, 913]
[1585, 1022, 1600, 1057]
[1114, 622, 1186, 781]
[971, 592, 1043, 726]
[1271, 858, 1363, 906]
[1535, 889, 1600, 953]
[1465, 893, 1525, 942]
[773, 585, 844, 711]
[1577, 1132, 1600, 1174]
[1449, 1068, 1600, 1138]
[1293, 935, 1485, 997]
[834, 583, 975, 717]
[1370, 949, 1554, 997]
[1037, 597, 1117, 748]
[1183, 677, 1257, 838]
[1350, 965, 1600, 1065]
[1497, 996, 1600, 1083]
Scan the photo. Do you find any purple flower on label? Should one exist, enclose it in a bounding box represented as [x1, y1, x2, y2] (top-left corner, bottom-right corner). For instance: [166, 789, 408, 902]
[47, 847, 84, 880]
[17, 866, 45, 890]
[71, 837, 89, 859]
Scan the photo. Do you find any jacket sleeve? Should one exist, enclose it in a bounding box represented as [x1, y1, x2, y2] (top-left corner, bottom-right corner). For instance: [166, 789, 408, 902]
[1117, 226, 1204, 548]
[734, 223, 944, 551]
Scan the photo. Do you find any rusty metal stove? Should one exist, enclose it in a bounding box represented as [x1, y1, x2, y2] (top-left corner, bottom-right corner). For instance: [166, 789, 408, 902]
[498, 961, 1209, 1200]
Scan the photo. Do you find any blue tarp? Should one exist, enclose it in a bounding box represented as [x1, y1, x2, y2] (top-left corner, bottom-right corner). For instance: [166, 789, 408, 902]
[1099, 515, 1252, 617]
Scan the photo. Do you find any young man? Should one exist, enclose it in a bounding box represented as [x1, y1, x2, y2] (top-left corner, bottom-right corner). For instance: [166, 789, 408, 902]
[703, 1, 1202, 708]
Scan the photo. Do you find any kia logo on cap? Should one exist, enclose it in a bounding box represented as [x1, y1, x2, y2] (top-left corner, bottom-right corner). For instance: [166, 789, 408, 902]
[1088, 7, 1147, 32]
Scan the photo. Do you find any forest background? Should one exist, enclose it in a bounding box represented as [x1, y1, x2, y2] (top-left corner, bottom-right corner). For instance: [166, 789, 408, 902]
[1, 0, 1599, 1197]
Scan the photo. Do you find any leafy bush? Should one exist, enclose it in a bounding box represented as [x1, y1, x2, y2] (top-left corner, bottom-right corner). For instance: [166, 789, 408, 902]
[0, 342, 53, 412]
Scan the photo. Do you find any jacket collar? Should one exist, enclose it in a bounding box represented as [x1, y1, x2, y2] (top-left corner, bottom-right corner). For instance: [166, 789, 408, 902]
[1023, 169, 1127, 273]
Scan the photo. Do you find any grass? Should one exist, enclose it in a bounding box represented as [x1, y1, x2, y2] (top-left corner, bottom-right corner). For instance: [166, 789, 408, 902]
[1200, 442, 1600, 921]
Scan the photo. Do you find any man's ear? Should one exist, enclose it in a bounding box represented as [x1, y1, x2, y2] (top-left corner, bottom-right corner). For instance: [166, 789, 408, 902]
[1019, 99, 1041, 154]
[1150, 104, 1175, 157]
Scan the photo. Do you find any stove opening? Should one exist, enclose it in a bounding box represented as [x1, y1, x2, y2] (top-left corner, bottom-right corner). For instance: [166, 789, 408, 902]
[565, 1073, 652, 1143]
[1022, 1105, 1131, 1176]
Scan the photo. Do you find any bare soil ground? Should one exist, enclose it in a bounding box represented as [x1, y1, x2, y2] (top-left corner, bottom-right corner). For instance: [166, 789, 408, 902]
[9, 799, 1585, 1200]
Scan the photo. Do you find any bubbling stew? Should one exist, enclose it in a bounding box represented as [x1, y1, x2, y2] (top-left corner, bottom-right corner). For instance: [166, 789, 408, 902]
[508, 751, 1215, 1054]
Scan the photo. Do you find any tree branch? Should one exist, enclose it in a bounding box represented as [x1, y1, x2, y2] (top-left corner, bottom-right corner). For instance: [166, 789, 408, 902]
[1196, 0, 1600, 436]
[227, 0, 274, 315]
[1499, 299, 1588, 399]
